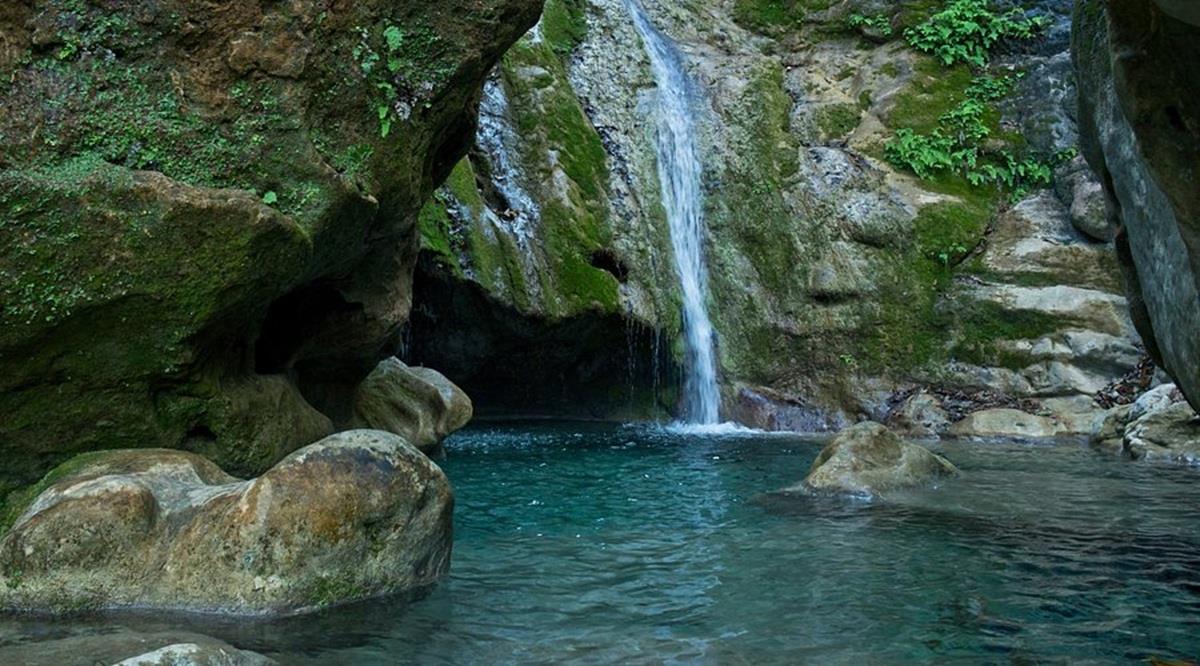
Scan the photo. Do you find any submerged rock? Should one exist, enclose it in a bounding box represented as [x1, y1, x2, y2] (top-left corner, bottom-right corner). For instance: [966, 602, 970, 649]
[0, 431, 452, 615]
[0, 630, 273, 666]
[782, 422, 958, 497]
[349, 357, 473, 453]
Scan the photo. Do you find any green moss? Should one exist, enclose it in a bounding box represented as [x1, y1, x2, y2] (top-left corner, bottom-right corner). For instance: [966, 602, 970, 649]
[859, 252, 952, 374]
[732, 0, 832, 33]
[887, 58, 980, 135]
[950, 300, 1060, 368]
[0, 450, 113, 536]
[418, 160, 480, 275]
[913, 200, 992, 265]
[306, 574, 369, 609]
[814, 103, 862, 139]
[541, 0, 589, 57]
[497, 40, 619, 314]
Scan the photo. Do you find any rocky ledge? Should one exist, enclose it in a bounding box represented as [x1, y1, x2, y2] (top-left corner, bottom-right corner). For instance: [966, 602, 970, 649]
[0, 430, 452, 616]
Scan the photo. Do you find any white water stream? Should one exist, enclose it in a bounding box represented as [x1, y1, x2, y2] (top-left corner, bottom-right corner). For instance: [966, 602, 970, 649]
[626, 0, 721, 425]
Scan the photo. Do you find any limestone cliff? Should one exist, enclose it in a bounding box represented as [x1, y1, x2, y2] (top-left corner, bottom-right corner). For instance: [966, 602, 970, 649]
[410, 0, 1137, 429]
[0, 0, 542, 496]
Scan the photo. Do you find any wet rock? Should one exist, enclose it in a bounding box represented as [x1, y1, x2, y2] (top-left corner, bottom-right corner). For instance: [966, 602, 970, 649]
[885, 391, 950, 438]
[0, 630, 273, 666]
[730, 384, 849, 433]
[1091, 403, 1133, 456]
[782, 422, 957, 497]
[1125, 402, 1200, 463]
[349, 357, 473, 454]
[0, 431, 452, 615]
[948, 408, 1059, 440]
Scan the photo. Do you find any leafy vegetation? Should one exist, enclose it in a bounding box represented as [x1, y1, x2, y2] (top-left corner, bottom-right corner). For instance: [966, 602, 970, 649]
[903, 0, 1050, 67]
[881, 1, 1064, 201]
[353, 23, 454, 137]
[847, 13, 893, 38]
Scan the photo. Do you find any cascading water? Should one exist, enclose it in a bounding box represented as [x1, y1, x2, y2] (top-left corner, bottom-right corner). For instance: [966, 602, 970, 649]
[626, 0, 721, 425]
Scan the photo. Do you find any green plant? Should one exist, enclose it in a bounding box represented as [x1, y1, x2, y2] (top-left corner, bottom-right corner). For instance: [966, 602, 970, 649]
[885, 73, 1059, 198]
[353, 23, 452, 137]
[904, 0, 1049, 67]
[847, 13, 893, 37]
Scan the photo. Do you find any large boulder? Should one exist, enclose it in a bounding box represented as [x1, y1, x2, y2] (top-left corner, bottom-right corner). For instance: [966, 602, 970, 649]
[348, 357, 473, 453]
[1074, 0, 1200, 414]
[782, 422, 958, 498]
[0, 431, 452, 615]
[0, 0, 541, 496]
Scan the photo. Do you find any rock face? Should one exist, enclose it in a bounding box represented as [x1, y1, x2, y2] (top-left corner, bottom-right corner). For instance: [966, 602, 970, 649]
[783, 422, 958, 497]
[349, 357, 473, 453]
[0, 431, 452, 615]
[0, 630, 274, 666]
[1074, 0, 1200, 414]
[0, 1, 542, 497]
[406, 0, 1138, 427]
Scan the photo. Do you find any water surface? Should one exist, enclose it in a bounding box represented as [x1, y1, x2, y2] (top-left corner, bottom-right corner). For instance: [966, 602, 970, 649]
[3, 421, 1199, 663]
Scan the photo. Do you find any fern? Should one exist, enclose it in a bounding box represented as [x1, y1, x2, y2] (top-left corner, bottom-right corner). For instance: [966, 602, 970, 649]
[904, 0, 1049, 67]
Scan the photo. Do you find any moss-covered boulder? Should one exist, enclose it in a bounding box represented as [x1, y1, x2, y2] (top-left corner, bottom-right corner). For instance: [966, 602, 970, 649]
[0, 430, 452, 615]
[0, 0, 541, 498]
[781, 422, 958, 498]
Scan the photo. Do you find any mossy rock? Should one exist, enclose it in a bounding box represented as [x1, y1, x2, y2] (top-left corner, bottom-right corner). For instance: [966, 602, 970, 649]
[0, 0, 541, 495]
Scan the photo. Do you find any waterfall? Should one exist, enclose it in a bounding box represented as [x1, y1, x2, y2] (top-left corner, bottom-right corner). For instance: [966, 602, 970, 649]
[626, 0, 721, 425]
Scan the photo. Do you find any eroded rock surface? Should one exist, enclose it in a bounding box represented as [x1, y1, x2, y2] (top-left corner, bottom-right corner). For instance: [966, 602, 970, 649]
[782, 422, 958, 498]
[948, 408, 1059, 440]
[0, 431, 452, 615]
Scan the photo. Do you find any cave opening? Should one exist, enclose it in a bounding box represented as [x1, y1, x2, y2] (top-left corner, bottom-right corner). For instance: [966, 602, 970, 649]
[401, 256, 679, 420]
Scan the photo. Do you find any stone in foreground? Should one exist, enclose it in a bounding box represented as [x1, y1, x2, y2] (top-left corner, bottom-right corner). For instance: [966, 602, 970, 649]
[0, 630, 273, 666]
[783, 422, 958, 498]
[0, 431, 452, 615]
[349, 357, 473, 453]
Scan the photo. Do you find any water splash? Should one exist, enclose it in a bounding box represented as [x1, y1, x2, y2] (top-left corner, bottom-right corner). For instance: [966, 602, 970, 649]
[626, 0, 721, 425]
